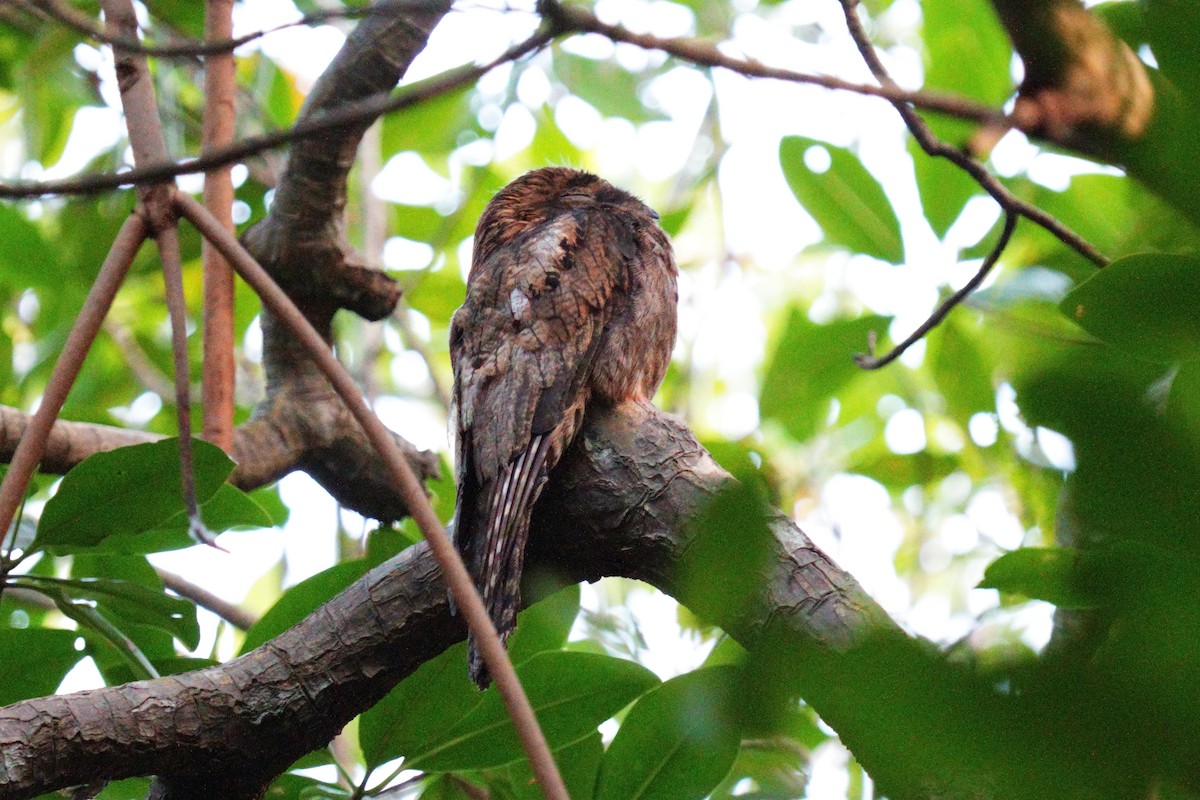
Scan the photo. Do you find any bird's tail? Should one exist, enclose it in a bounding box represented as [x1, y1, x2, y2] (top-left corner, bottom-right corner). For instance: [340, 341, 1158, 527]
[466, 435, 551, 689]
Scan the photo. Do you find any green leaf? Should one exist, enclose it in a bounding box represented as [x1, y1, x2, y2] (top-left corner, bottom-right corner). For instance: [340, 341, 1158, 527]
[979, 547, 1100, 609]
[382, 85, 475, 157]
[34, 439, 234, 552]
[0, 203, 57, 288]
[780, 136, 904, 263]
[360, 641, 482, 769]
[909, 137, 980, 238]
[920, 0, 1012, 142]
[362, 584, 585, 771]
[92, 777, 154, 800]
[89, 483, 277, 555]
[1145, 0, 1200, 105]
[594, 666, 741, 800]
[239, 560, 372, 654]
[1060, 252, 1200, 362]
[406, 652, 660, 772]
[501, 730, 604, 800]
[680, 480, 774, 628]
[0, 628, 84, 705]
[553, 53, 669, 122]
[759, 310, 892, 441]
[20, 575, 200, 649]
[507, 584, 581, 664]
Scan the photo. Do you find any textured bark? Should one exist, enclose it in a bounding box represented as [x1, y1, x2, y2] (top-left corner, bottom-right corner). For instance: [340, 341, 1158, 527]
[0, 403, 890, 800]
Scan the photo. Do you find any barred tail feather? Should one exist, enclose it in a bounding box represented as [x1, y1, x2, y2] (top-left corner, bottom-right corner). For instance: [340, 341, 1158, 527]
[467, 435, 553, 688]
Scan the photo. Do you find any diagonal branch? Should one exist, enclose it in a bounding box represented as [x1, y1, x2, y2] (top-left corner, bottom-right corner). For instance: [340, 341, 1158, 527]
[178, 191, 571, 800]
[837, 0, 1108, 269]
[0, 403, 892, 800]
[0, 215, 148, 549]
[855, 211, 1019, 369]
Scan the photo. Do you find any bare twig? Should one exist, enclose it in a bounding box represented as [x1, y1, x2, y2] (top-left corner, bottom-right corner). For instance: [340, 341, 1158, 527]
[201, 0, 237, 452]
[855, 211, 1019, 369]
[0, 214, 148, 549]
[546, 3, 1009, 128]
[177, 192, 571, 800]
[837, 0, 1109, 269]
[20, 0, 447, 58]
[155, 567, 257, 630]
[0, 29, 552, 199]
[103, 0, 217, 549]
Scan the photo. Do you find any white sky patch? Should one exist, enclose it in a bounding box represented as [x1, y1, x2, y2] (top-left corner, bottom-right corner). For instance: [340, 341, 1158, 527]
[885, 407, 926, 454]
[805, 474, 910, 616]
[373, 152, 457, 206]
[382, 236, 435, 271]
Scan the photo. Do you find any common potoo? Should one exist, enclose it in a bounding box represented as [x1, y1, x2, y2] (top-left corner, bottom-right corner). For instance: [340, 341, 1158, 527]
[450, 168, 678, 687]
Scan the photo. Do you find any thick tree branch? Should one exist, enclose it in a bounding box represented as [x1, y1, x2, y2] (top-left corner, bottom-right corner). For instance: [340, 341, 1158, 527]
[0, 403, 891, 800]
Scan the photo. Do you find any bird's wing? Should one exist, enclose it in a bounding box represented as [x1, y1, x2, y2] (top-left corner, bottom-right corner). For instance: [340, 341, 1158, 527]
[449, 207, 634, 623]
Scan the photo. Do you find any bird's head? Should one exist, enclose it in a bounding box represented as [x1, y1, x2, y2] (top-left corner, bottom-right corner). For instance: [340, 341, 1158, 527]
[471, 167, 657, 269]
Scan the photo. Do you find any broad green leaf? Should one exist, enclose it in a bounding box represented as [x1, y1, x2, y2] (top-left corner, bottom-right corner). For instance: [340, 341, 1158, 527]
[553, 53, 669, 123]
[760, 310, 892, 441]
[368, 584, 578, 769]
[679, 480, 773, 627]
[406, 652, 660, 772]
[20, 575, 200, 649]
[382, 86, 475, 157]
[360, 641, 481, 769]
[1145, 0, 1200, 105]
[594, 666, 741, 800]
[417, 775, 476, 799]
[34, 439, 234, 552]
[0, 203, 57, 288]
[1094, 1, 1148, 51]
[88, 483, 277, 555]
[1060, 252, 1200, 362]
[979, 547, 1099, 609]
[921, 0, 1012, 142]
[0, 628, 84, 705]
[91, 778, 154, 800]
[239, 560, 372, 654]
[909, 137, 980, 238]
[501, 730, 604, 800]
[16, 29, 95, 165]
[506, 584, 581, 665]
[780, 137, 904, 263]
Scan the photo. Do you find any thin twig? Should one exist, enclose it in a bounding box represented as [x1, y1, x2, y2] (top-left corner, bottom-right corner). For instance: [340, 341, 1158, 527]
[837, 0, 1109, 269]
[20, 0, 448, 58]
[0, 214, 148, 545]
[855, 211, 1019, 369]
[176, 192, 571, 800]
[155, 567, 258, 630]
[0, 29, 553, 199]
[103, 0, 217, 548]
[547, 3, 1009, 128]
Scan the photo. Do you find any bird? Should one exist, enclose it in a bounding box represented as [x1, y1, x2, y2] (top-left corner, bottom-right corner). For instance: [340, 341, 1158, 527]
[449, 167, 678, 687]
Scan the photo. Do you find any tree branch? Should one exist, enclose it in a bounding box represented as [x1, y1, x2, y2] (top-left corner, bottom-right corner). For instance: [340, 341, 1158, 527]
[0, 403, 891, 800]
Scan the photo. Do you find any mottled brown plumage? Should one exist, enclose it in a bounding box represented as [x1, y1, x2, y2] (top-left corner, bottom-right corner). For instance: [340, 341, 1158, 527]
[450, 168, 678, 687]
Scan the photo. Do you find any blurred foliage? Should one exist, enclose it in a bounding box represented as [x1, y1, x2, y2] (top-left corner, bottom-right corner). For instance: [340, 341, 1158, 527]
[3, 0, 1200, 798]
